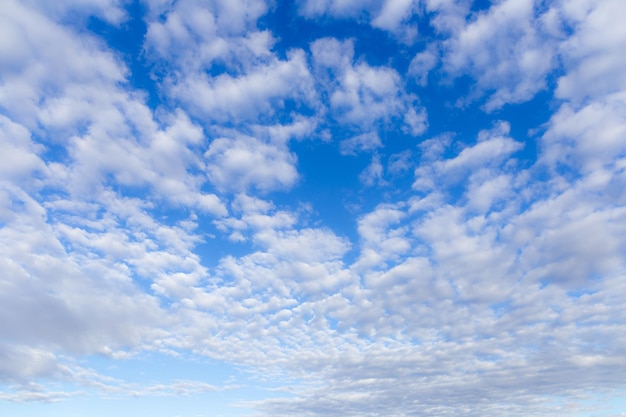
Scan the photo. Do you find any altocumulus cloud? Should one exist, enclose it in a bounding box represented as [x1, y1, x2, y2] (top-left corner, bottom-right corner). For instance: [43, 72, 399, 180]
[1, 0, 626, 416]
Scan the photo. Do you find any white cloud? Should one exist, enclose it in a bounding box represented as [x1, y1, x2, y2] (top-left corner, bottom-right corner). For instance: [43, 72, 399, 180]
[143, 0, 319, 126]
[353, 203, 410, 270]
[311, 37, 426, 134]
[231, 193, 275, 214]
[0, 0, 235, 383]
[298, 0, 419, 41]
[0, 0, 227, 216]
[359, 155, 385, 187]
[144, 0, 268, 47]
[20, 0, 127, 24]
[371, 0, 415, 31]
[556, 0, 626, 102]
[0, 346, 63, 384]
[423, 0, 473, 35]
[0, 116, 47, 184]
[429, 0, 626, 110]
[0, 0, 125, 126]
[408, 45, 438, 87]
[438, 133, 522, 173]
[254, 228, 351, 264]
[298, 0, 377, 19]
[66, 110, 227, 215]
[169, 49, 316, 123]
[465, 172, 513, 213]
[251, 116, 319, 145]
[445, 0, 559, 110]
[414, 122, 523, 190]
[387, 150, 413, 175]
[403, 106, 428, 136]
[205, 134, 299, 192]
[0, 192, 168, 370]
[541, 92, 626, 173]
[339, 132, 381, 155]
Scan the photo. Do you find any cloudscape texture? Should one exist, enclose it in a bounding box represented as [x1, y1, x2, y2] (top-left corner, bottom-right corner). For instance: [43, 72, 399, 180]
[1, 0, 626, 416]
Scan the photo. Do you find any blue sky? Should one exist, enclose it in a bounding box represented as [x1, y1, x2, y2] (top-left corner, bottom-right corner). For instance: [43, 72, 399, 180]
[2, 0, 626, 416]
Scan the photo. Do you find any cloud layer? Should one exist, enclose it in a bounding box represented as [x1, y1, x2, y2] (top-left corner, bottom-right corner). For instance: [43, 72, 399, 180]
[2, 0, 626, 416]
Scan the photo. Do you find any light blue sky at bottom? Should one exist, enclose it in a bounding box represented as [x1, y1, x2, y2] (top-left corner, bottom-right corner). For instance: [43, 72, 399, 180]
[1, 352, 297, 417]
[2, 396, 250, 417]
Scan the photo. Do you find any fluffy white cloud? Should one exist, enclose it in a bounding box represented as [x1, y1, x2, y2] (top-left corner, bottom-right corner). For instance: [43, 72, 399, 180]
[371, 0, 415, 32]
[1, 0, 227, 216]
[0, 0, 231, 383]
[353, 204, 410, 270]
[541, 91, 626, 173]
[339, 132, 381, 155]
[556, 0, 626, 102]
[311, 37, 426, 135]
[0, 0, 126, 126]
[441, 0, 560, 110]
[387, 150, 413, 175]
[0, 116, 47, 185]
[298, 0, 376, 19]
[205, 134, 299, 192]
[254, 228, 350, 263]
[358, 155, 385, 187]
[298, 0, 419, 41]
[143, 0, 319, 126]
[426, 0, 626, 110]
[414, 122, 523, 191]
[145, 0, 268, 40]
[143, 0, 269, 68]
[14, 0, 127, 25]
[0, 191, 168, 379]
[409, 45, 439, 86]
[66, 110, 226, 215]
[170, 50, 316, 123]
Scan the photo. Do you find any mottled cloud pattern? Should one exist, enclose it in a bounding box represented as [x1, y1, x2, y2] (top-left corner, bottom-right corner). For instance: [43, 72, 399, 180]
[2, 0, 626, 416]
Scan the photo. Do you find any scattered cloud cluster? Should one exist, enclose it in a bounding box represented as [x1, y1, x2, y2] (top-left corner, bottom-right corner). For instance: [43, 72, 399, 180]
[298, 0, 419, 42]
[311, 37, 426, 135]
[2, 0, 626, 416]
